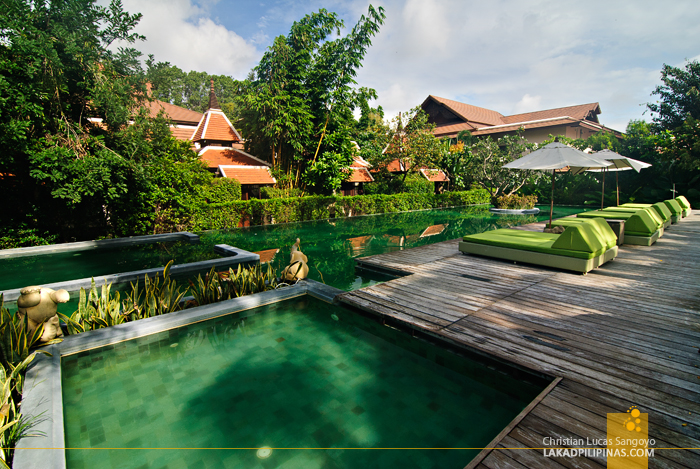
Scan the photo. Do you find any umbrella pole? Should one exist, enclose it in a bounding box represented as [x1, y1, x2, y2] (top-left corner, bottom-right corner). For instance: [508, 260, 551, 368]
[601, 168, 606, 210]
[549, 171, 555, 228]
[616, 171, 619, 206]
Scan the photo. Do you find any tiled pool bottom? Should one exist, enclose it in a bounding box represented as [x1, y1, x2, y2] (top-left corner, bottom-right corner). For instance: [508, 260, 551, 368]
[62, 296, 546, 469]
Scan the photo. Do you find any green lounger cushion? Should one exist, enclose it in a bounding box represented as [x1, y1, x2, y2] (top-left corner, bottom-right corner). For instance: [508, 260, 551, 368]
[459, 224, 618, 273]
[663, 199, 683, 217]
[675, 196, 691, 210]
[576, 209, 658, 236]
[550, 218, 617, 250]
[621, 203, 672, 223]
[597, 207, 664, 229]
[461, 225, 606, 259]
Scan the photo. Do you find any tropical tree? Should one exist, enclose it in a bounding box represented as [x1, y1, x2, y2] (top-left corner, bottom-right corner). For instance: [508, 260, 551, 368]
[648, 60, 700, 130]
[375, 107, 443, 182]
[236, 6, 386, 190]
[145, 58, 241, 120]
[0, 0, 235, 245]
[466, 132, 539, 204]
[434, 130, 477, 191]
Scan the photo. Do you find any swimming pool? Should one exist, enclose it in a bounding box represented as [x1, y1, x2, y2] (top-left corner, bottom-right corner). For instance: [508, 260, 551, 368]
[196, 205, 585, 291]
[60, 294, 547, 469]
[0, 239, 219, 292]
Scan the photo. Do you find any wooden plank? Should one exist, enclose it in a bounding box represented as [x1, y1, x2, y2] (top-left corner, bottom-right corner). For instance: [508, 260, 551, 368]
[497, 436, 601, 469]
[539, 393, 700, 467]
[465, 377, 562, 469]
[445, 313, 700, 405]
[555, 380, 700, 444]
[343, 215, 700, 466]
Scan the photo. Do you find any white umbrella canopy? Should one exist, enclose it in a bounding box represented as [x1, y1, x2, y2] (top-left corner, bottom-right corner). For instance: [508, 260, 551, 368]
[568, 149, 652, 207]
[503, 142, 613, 171]
[503, 142, 613, 227]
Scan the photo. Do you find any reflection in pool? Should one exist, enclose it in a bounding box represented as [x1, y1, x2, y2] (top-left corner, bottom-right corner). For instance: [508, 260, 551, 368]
[195, 205, 585, 291]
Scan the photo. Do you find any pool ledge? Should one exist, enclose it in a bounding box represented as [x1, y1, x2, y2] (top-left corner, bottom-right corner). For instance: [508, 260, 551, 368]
[15, 280, 343, 469]
[0, 232, 200, 260]
[1, 245, 259, 303]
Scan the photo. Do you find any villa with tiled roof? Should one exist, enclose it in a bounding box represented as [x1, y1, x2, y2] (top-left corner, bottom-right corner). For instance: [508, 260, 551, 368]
[341, 151, 374, 196]
[421, 95, 622, 143]
[192, 82, 275, 199]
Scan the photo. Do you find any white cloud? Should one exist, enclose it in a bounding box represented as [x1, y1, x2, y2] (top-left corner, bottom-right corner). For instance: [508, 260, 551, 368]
[112, 0, 700, 131]
[116, 0, 260, 77]
[355, 0, 700, 130]
[514, 94, 542, 114]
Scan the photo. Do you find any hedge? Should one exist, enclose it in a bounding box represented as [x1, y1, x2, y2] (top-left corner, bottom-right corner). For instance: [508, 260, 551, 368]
[188, 189, 490, 230]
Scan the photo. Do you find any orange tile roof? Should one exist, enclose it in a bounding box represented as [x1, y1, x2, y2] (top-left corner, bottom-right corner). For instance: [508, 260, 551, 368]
[192, 110, 241, 143]
[199, 147, 270, 168]
[346, 168, 374, 183]
[427, 95, 504, 126]
[145, 100, 203, 125]
[219, 166, 276, 184]
[170, 125, 198, 141]
[347, 235, 374, 255]
[426, 97, 617, 138]
[433, 122, 479, 137]
[501, 103, 600, 124]
[351, 154, 371, 168]
[471, 117, 580, 136]
[386, 159, 405, 172]
[255, 248, 279, 264]
[420, 224, 447, 237]
[420, 168, 449, 182]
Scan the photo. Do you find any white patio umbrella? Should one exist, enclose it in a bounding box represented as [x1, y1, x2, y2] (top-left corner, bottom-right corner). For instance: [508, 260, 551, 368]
[503, 141, 613, 228]
[569, 149, 652, 208]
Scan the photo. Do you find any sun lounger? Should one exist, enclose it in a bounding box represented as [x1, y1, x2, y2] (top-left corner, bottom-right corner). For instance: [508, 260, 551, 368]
[675, 196, 692, 217]
[458, 224, 618, 273]
[576, 209, 661, 246]
[663, 199, 683, 222]
[620, 203, 673, 228]
[598, 206, 666, 231]
[550, 217, 619, 247]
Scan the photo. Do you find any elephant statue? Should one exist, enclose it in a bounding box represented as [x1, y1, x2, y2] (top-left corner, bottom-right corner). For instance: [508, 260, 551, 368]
[16, 286, 69, 343]
[281, 238, 309, 282]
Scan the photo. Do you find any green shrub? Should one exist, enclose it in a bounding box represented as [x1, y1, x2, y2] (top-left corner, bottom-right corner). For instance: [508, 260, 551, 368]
[201, 178, 242, 202]
[363, 173, 433, 195]
[0, 226, 57, 250]
[189, 188, 489, 230]
[495, 194, 538, 209]
[400, 175, 434, 194]
[188, 264, 278, 306]
[260, 186, 303, 199]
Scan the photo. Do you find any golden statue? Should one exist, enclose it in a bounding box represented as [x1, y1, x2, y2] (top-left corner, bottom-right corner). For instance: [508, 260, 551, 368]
[16, 286, 69, 343]
[281, 238, 309, 282]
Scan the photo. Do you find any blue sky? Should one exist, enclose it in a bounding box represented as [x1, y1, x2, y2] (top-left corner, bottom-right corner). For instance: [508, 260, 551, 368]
[117, 0, 700, 132]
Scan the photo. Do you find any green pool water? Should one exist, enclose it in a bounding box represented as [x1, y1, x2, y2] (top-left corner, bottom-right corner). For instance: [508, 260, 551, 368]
[62, 296, 546, 469]
[194, 205, 585, 291]
[1, 204, 585, 312]
[0, 241, 218, 292]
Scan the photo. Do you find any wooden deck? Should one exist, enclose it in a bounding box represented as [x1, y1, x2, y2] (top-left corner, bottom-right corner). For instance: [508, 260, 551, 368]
[338, 211, 700, 469]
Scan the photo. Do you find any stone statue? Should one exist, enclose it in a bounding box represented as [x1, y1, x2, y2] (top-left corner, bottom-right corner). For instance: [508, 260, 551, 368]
[16, 286, 69, 343]
[281, 238, 309, 282]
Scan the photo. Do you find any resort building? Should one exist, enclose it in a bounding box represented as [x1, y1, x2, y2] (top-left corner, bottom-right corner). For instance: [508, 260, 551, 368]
[341, 153, 374, 196]
[381, 137, 450, 194]
[421, 95, 623, 143]
[148, 82, 276, 200]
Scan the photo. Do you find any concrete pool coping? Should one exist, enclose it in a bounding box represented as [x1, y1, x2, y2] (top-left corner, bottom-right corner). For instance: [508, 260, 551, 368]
[1, 245, 259, 302]
[0, 232, 200, 260]
[14, 279, 338, 469]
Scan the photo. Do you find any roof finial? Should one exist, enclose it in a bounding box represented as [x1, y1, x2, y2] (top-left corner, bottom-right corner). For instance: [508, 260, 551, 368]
[209, 79, 220, 110]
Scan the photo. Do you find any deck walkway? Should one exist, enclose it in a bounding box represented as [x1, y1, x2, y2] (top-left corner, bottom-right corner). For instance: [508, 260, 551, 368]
[338, 211, 700, 469]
